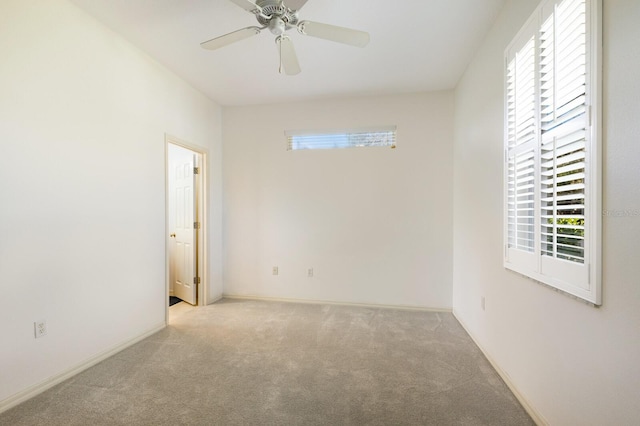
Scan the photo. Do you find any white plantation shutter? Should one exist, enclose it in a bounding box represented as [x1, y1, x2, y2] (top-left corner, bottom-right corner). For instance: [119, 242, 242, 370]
[508, 150, 536, 252]
[504, 0, 601, 304]
[506, 36, 537, 258]
[540, 0, 587, 267]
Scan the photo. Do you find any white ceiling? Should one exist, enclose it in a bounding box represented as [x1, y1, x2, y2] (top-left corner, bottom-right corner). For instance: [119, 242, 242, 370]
[71, 0, 506, 106]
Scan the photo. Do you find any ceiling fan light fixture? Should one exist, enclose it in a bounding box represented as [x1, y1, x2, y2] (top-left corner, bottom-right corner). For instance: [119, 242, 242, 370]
[268, 17, 286, 35]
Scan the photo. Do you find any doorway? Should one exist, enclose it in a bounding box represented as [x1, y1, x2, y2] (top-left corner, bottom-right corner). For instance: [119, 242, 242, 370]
[166, 136, 207, 318]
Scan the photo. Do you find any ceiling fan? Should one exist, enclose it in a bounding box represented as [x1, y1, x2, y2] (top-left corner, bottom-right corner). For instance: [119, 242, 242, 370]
[200, 0, 370, 75]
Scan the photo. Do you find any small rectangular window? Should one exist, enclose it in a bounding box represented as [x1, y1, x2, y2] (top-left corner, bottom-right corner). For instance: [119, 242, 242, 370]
[285, 126, 397, 151]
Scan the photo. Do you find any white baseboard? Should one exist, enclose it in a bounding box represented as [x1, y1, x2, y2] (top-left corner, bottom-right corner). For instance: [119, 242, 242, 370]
[207, 294, 224, 304]
[452, 311, 547, 426]
[0, 322, 165, 415]
[222, 293, 452, 313]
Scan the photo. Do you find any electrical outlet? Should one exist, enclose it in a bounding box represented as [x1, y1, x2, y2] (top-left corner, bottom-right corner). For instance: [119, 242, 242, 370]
[272, 266, 278, 276]
[307, 268, 313, 278]
[34, 320, 47, 338]
[481, 297, 486, 311]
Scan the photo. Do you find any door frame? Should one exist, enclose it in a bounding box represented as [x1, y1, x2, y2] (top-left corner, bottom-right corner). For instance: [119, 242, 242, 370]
[165, 134, 208, 321]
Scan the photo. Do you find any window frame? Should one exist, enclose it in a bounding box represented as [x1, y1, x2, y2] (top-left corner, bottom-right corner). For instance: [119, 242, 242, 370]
[503, 0, 602, 305]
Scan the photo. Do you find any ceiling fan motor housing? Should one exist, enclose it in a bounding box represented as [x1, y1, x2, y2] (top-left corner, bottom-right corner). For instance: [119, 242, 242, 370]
[256, 0, 299, 31]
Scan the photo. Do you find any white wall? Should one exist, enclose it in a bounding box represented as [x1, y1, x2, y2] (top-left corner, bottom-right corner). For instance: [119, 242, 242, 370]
[0, 0, 222, 406]
[223, 93, 453, 309]
[453, 0, 640, 424]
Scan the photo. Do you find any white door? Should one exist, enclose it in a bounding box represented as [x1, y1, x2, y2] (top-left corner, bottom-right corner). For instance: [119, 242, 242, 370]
[169, 145, 198, 305]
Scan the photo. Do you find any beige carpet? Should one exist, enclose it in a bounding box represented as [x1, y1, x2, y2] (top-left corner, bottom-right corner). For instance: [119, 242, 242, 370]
[1, 299, 534, 425]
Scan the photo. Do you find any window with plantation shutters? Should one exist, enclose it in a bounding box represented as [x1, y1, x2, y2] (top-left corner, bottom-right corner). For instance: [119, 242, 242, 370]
[504, 0, 601, 304]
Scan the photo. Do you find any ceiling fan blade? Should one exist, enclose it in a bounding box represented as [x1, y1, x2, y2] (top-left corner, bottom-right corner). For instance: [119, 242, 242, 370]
[228, 0, 262, 14]
[276, 36, 301, 75]
[200, 27, 261, 51]
[286, 0, 310, 11]
[298, 20, 370, 47]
